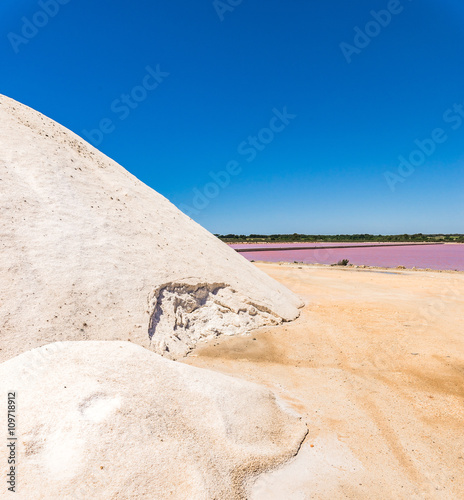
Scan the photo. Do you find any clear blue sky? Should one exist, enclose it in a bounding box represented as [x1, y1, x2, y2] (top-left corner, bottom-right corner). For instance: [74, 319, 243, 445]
[1, 0, 463, 234]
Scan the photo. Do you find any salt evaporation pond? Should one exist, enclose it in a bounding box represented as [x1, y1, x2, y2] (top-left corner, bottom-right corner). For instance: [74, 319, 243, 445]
[230, 243, 464, 271]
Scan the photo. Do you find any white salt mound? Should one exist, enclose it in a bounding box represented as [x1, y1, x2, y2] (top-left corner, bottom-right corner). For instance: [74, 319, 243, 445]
[0, 341, 307, 499]
[0, 94, 303, 362]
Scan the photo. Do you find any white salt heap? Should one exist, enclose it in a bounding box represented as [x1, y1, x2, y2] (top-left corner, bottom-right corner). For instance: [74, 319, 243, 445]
[0, 95, 307, 499]
[0, 341, 307, 499]
[0, 94, 303, 362]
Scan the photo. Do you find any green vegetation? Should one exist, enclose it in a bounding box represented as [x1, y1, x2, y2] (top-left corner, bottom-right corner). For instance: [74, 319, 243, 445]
[216, 233, 464, 243]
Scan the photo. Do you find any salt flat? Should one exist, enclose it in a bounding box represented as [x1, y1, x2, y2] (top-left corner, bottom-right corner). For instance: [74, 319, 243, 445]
[2, 93, 462, 499]
[185, 263, 464, 499]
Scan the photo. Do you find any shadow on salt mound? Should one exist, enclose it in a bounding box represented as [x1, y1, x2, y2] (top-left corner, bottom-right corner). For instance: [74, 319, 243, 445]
[0, 341, 307, 500]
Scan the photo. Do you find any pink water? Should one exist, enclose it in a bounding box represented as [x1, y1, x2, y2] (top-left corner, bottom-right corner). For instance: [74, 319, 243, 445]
[230, 243, 464, 271]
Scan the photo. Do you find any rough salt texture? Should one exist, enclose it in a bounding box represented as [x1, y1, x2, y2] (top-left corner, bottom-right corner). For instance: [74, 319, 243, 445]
[0, 94, 303, 362]
[0, 341, 307, 499]
[147, 282, 281, 358]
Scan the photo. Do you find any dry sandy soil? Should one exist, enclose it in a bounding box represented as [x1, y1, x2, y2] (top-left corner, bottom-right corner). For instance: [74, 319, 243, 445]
[184, 262, 464, 499]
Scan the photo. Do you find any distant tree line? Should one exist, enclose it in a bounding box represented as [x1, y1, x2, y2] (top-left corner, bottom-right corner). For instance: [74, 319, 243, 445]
[216, 233, 464, 243]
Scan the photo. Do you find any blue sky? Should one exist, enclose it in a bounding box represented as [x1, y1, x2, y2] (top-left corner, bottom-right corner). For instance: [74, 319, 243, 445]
[1, 0, 463, 234]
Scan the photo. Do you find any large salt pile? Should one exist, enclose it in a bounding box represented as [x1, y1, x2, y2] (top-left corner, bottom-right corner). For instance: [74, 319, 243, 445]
[0, 341, 307, 499]
[0, 94, 303, 361]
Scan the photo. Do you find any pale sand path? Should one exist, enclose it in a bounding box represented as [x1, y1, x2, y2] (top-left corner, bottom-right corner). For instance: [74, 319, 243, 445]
[183, 263, 464, 499]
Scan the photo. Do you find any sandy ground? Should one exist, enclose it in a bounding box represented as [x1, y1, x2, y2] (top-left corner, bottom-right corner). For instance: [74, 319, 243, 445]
[183, 262, 464, 499]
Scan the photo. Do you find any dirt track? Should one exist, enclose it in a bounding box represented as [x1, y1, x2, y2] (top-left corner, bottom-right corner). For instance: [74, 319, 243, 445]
[183, 263, 464, 499]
